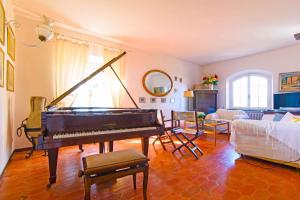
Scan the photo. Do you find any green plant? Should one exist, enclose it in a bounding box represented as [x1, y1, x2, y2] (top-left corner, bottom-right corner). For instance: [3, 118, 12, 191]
[197, 112, 206, 119]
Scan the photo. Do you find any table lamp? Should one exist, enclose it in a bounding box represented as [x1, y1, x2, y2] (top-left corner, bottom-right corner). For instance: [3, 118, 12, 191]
[184, 90, 194, 110]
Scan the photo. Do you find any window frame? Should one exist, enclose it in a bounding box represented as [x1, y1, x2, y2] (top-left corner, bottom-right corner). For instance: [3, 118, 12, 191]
[228, 73, 272, 109]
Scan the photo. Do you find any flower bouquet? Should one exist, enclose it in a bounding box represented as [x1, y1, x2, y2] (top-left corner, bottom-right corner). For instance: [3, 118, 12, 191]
[202, 74, 218, 89]
[202, 74, 219, 85]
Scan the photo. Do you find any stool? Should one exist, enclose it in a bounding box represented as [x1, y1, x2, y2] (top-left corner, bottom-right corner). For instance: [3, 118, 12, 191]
[78, 149, 149, 200]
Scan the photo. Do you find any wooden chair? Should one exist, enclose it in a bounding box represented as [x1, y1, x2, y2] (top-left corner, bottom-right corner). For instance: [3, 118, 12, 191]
[16, 96, 47, 158]
[152, 110, 176, 150]
[171, 111, 204, 159]
[79, 149, 149, 200]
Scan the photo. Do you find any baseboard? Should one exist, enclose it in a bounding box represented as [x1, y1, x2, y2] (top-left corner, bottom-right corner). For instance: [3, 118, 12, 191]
[14, 147, 32, 152]
[0, 147, 31, 177]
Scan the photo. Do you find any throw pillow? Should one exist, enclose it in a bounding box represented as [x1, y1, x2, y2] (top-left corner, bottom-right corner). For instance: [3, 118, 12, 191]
[280, 112, 295, 122]
[273, 113, 284, 121]
[291, 117, 300, 123]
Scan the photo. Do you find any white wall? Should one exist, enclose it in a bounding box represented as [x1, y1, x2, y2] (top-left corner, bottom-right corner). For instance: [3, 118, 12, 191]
[14, 14, 202, 149]
[201, 44, 300, 108]
[0, 0, 15, 175]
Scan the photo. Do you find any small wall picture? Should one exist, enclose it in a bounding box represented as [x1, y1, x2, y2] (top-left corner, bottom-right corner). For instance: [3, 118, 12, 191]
[7, 24, 15, 61]
[279, 71, 300, 92]
[170, 98, 175, 103]
[6, 60, 14, 92]
[153, 86, 166, 95]
[0, 48, 4, 87]
[150, 97, 156, 103]
[0, 1, 5, 45]
[161, 98, 167, 103]
[139, 97, 146, 103]
[174, 76, 178, 81]
[179, 77, 183, 83]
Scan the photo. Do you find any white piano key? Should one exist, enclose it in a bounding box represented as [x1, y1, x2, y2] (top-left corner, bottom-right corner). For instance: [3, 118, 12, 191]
[53, 126, 157, 139]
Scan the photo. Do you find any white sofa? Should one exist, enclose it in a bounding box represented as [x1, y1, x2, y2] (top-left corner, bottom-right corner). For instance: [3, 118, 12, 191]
[206, 109, 249, 122]
[205, 109, 249, 132]
[231, 115, 300, 167]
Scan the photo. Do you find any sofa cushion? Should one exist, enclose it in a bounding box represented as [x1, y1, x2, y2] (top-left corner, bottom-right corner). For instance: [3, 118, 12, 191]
[216, 109, 248, 120]
[233, 114, 249, 120]
[262, 114, 275, 121]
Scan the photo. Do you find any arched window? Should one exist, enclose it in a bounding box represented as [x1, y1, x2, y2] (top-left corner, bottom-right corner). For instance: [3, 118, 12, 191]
[228, 72, 272, 109]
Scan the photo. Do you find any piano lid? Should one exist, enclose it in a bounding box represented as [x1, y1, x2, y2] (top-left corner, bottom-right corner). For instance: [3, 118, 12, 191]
[46, 51, 139, 110]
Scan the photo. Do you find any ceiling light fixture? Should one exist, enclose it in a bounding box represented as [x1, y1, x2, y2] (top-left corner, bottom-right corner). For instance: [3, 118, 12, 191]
[35, 15, 54, 42]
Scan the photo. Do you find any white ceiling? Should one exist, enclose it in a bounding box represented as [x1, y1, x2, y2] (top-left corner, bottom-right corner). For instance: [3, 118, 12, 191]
[12, 0, 300, 65]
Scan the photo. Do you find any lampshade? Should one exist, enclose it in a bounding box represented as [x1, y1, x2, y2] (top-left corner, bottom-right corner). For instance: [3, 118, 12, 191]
[184, 90, 194, 98]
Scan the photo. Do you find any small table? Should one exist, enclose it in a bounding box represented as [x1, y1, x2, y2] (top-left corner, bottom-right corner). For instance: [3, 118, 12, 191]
[201, 120, 230, 146]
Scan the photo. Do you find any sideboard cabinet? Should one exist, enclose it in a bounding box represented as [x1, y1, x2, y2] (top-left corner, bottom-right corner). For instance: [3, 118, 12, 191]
[189, 90, 218, 114]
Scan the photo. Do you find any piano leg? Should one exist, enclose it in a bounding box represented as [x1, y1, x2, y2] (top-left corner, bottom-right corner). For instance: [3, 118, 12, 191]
[109, 141, 114, 152]
[99, 142, 105, 153]
[141, 137, 149, 157]
[47, 148, 58, 188]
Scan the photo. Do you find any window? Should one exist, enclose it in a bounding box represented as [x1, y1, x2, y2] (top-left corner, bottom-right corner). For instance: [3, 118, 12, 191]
[72, 53, 120, 107]
[229, 73, 272, 109]
[55, 38, 123, 108]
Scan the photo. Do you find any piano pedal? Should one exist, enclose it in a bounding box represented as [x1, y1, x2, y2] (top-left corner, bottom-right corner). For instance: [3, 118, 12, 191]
[25, 151, 33, 159]
[79, 145, 84, 152]
[43, 150, 48, 157]
[25, 146, 35, 159]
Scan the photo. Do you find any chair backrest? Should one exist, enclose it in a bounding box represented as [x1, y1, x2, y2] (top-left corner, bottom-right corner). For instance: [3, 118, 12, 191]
[26, 96, 47, 129]
[172, 111, 197, 122]
[171, 111, 199, 130]
[159, 110, 174, 130]
[159, 110, 165, 126]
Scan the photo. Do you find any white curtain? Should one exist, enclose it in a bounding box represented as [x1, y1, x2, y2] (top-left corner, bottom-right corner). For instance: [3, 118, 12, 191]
[102, 48, 124, 107]
[54, 35, 89, 106]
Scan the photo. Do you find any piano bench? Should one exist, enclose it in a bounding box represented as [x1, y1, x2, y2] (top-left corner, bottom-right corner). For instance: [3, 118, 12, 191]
[79, 149, 149, 200]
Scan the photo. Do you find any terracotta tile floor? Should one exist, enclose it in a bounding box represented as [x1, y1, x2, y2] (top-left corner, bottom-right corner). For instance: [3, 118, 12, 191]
[1, 134, 300, 200]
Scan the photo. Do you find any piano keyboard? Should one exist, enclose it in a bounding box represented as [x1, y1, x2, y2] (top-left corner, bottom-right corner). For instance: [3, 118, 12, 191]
[53, 126, 158, 139]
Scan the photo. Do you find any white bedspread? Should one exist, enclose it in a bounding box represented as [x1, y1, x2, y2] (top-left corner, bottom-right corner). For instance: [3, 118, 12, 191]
[231, 120, 300, 154]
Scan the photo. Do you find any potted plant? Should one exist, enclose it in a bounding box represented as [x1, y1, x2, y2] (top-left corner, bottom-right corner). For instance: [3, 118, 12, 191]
[197, 112, 206, 120]
[202, 74, 218, 90]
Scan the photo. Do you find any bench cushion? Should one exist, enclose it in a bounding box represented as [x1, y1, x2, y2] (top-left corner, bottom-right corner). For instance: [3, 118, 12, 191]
[83, 149, 148, 175]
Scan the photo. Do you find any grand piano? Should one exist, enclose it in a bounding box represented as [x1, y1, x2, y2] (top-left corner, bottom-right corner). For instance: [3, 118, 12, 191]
[36, 51, 163, 187]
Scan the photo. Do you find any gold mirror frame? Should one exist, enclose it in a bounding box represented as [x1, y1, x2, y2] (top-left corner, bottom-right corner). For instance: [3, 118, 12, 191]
[142, 69, 173, 97]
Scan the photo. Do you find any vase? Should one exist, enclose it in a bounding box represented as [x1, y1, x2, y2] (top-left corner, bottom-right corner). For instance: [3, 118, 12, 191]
[208, 84, 214, 90]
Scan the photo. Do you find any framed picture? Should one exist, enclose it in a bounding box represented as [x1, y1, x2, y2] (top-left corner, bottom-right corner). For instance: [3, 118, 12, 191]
[7, 24, 15, 61]
[0, 48, 3, 87]
[153, 86, 165, 95]
[279, 71, 300, 92]
[150, 97, 156, 103]
[6, 60, 14, 92]
[139, 97, 146, 103]
[170, 98, 175, 103]
[0, 1, 5, 45]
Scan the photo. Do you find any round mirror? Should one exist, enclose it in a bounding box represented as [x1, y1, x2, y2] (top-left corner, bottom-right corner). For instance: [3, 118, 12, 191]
[142, 70, 173, 97]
